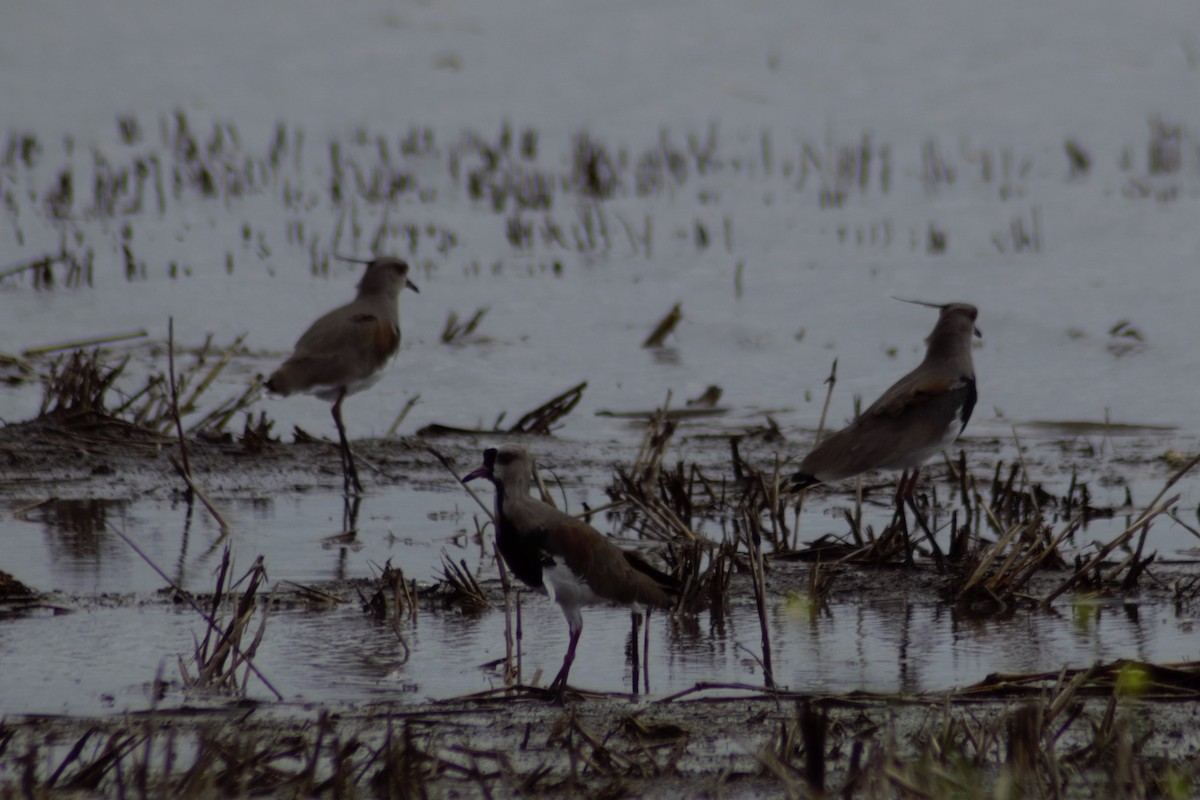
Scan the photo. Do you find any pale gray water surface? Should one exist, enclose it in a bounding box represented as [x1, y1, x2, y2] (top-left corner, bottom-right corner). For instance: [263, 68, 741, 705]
[4, 565, 1199, 716]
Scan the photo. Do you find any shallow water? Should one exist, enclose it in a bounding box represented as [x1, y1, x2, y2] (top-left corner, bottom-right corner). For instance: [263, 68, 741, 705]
[5, 566, 1198, 716]
[3, 464, 1199, 717]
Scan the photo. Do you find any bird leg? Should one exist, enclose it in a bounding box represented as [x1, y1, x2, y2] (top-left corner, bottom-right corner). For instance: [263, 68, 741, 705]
[894, 468, 947, 572]
[896, 467, 920, 504]
[548, 624, 582, 702]
[330, 389, 363, 495]
[642, 609, 652, 693]
[341, 494, 361, 536]
[630, 611, 641, 695]
[907, 501, 946, 573]
[891, 470, 916, 567]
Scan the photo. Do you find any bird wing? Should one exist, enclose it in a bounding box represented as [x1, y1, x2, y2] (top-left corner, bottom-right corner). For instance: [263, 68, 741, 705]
[870, 375, 965, 419]
[292, 306, 399, 360]
[524, 509, 673, 608]
[268, 307, 399, 395]
[794, 373, 976, 483]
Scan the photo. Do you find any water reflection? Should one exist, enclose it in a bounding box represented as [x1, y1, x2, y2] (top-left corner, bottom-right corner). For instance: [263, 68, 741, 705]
[7, 489, 484, 594]
[6, 487, 1200, 714]
[173, 494, 195, 588]
[26, 498, 130, 583]
[2, 582, 1197, 716]
[38, 498, 126, 553]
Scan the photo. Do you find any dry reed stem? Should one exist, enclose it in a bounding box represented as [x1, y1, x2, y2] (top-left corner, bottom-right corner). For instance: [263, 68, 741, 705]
[792, 358, 838, 549]
[167, 319, 192, 483]
[438, 551, 489, 610]
[185, 379, 263, 434]
[282, 580, 344, 604]
[105, 524, 282, 700]
[387, 393, 420, 435]
[195, 556, 266, 690]
[441, 306, 489, 343]
[1038, 468, 1191, 610]
[633, 390, 674, 487]
[608, 396, 702, 543]
[509, 381, 587, 434]
[739, 507, 775, 691]
[167, 455, 230, 536]
[0, 253, 66, 280]
[177, 335, 247, 415]
[425, 444, 494, 522]
[22, 329, 148, 358]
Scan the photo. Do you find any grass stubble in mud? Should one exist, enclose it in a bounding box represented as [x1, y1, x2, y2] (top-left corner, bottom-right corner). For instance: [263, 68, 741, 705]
[4, 116, 1200, 796]
[3, 352, 1200, 798]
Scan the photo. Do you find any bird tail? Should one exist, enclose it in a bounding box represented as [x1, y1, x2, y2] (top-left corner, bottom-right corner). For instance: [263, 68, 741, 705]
[622, 550, 679, 607]
[790, 471, 821, 492]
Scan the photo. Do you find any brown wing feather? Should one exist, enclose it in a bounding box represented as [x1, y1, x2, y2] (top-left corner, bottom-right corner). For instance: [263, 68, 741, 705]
[269, 307, 395, 394]
[873, 377, 959, 418]
[798, 380, 970, 480]
[369, 319, 400, 359]
[544, 516, 674, 609]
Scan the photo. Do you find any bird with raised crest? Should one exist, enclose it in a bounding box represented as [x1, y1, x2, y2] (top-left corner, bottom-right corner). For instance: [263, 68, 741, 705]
[265, 256, 418, 495]
[792, 301, 980, 564]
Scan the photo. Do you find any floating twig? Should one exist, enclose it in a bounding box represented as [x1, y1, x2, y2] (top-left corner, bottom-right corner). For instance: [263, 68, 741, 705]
[642, 302, 682, 348]
[508, 381, 586, 434]
[23, 330, 148, 358]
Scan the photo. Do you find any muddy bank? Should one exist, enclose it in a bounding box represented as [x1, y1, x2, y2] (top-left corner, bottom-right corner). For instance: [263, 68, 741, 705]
[5, 680, 1200, 798]
[0, 409, 1188, 498]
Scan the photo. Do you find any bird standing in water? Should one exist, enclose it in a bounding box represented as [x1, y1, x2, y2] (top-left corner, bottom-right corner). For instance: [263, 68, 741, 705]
[792, 301, 981, 564]
[266, 256, 418, 495]
[463, 445, 676, 699]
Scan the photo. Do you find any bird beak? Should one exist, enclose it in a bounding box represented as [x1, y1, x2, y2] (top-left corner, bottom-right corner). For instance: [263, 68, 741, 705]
[974, 326, 983, 339]
[406, 279, 420, 294]
[462, 464, 491, 484]
[463, 447, 499, 484]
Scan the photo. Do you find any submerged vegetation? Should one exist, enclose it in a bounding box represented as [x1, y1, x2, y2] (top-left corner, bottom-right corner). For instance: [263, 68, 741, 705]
[1, 113, 1195, 294]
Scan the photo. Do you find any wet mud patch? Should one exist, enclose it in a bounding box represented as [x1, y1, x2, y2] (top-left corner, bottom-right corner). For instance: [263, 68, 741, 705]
[5, 679, 1200, 798]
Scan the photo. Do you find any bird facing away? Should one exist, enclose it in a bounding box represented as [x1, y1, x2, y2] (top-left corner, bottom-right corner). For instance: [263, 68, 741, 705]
[792, 302, 980, 492]
[463, 445, 676, 699]
[266, 256, 418, 494]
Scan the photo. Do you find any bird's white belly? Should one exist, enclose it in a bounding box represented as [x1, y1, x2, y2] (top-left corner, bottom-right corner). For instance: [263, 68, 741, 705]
[542, 561, 603, 609]
[311, 372, 384, 401]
